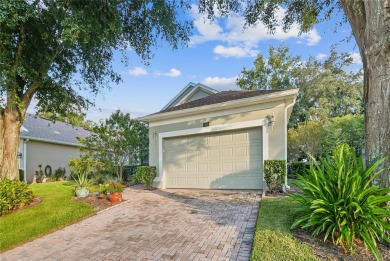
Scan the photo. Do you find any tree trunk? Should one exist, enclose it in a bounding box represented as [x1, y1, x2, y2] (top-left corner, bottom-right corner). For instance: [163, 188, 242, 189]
[341, 0, 390, 187]
[0, 109, 24, 180]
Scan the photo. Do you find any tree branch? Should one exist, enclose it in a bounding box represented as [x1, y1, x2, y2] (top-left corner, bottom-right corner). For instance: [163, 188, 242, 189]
[11, 23, 26, 77]
[21, 43, 64, 107]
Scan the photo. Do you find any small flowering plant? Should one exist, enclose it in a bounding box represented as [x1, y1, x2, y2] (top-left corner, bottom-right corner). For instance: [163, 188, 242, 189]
[99, 182, 125, 194]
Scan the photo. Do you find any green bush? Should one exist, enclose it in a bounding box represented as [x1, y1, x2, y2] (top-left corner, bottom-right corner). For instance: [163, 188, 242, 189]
[100, 182, 125, 194]
[264, 160, 287, 193]
[0, 179, 34, 216]
[18, 169, 24, 181]
[91, 172, 117, 185]
[132, 166, 157, 190]
[289, 144, 390, 260]
[53, 167, 66, 180]
[288, 162, 308, 179]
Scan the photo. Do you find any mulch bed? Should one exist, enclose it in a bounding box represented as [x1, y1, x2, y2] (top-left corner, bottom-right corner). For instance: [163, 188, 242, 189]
[73, 194, 122, 212]
[1, 196, 42, 216]
[292, 227, 390, 261]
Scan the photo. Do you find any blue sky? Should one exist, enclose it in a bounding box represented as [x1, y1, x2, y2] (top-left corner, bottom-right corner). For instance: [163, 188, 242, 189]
[74, 7, 362, 122]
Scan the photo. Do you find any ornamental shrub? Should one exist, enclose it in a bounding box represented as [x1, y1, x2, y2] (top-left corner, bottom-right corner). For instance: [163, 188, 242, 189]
[289, 144, 390, 260]
[133, 166, 157, 190]
[100, 182, 125, 194]
[0, 179, 34, 216]
[264, 160, 287, 193]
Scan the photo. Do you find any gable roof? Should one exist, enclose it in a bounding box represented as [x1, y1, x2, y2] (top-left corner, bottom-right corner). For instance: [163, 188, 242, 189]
[140, 89, 299, 122]
[161, 82, 219, 110]
[20, 114, 91, 146]
[160, 90, 280, 114]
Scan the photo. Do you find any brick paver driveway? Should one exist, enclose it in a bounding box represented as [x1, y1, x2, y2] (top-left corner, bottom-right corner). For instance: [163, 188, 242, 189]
[2, 187, 261, 261]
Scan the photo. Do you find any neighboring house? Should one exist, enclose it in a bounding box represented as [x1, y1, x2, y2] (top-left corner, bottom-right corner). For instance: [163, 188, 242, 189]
[19, 114, 91, 183]
[139, 83, 298, 190]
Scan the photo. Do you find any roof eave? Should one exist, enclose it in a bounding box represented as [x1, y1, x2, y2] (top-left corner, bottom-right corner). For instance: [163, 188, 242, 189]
[20, 136, 82, 147]
[140, 89, 298, 122]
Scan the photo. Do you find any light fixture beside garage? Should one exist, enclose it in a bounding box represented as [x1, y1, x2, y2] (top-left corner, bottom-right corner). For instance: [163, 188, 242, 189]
[153, 130, 157, 143]
[266, 114, 275, 126]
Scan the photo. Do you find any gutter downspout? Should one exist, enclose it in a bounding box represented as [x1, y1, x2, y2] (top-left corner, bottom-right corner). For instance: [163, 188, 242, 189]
[23, 139, 29, 182]
[284, 99, 296, 189]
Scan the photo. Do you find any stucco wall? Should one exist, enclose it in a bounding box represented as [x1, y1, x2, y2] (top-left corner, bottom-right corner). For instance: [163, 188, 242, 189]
[23, 140, 81, 183]
[148, 99, 291, 185]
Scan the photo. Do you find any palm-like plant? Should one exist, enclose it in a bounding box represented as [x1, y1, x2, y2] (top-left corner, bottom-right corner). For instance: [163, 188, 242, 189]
[289, 144, 390, 260]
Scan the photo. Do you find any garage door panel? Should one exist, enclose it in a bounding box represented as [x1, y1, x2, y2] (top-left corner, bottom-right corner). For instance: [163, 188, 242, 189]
[209, 163, 220, 172]
[221, 147, 233, 157]
[164, 128, 263, 189]
[209, 149, 220, 159]
[221, 133, 233, 143]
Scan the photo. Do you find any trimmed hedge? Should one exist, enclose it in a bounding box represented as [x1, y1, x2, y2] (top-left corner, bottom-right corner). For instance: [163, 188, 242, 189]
[132, 166, 157, 190]
[264, 160, 287, 193]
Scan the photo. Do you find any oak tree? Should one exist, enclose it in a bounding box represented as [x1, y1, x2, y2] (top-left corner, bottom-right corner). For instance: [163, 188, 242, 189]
[0, 0, 190, 179]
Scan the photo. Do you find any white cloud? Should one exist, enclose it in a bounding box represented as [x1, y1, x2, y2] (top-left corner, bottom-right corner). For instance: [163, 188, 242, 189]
[316, 53, 327, 60]
[202, 76, 239, 90]
[350, 52, 362, 65]
[155, 68, 182, 78]
[213, 45, 258, 58]
[128, 67, 147, 76]
[190, 5, 321, 50]
[301, 30, 321, 46]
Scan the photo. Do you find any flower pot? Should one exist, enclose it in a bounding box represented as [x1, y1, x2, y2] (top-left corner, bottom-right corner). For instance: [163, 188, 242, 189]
[75, 187, 89, 198]
[109, 192, 122, 203]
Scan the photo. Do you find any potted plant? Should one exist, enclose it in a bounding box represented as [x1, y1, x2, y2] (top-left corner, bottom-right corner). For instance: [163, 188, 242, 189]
[69, 154, 103, 197]
[102, 182, 125, 203]
[73, 172, 90, 198]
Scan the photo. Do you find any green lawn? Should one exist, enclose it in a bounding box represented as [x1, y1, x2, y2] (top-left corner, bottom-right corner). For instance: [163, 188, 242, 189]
[0, 182, 95, 252]
[250, 197, 318, 261]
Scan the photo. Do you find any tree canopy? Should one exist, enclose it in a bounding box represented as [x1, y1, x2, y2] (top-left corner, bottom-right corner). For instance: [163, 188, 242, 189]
[0, 0, 191, 180]
[237, 45, 363, 126]
[0, 0, 191, 117]
[79, 110, 149, 181]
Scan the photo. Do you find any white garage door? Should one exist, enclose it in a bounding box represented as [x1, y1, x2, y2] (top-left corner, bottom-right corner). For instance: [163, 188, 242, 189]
[164, 128, 263, 189]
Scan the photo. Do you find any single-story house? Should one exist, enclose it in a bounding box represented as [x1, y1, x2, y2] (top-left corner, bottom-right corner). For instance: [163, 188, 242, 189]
[19, 114, 91, 183]
[139, 83, 298, 190]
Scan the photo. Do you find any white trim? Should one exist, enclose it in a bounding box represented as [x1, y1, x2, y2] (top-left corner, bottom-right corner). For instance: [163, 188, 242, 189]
[284, 99, 296, 188]
[23, 139, 28, 182]
[20, 136, 81, 147]
[148, 103, 284, 128]
[140, 89, 299, 123]
[157, 119, 267, 189]
[179, 86, 217, 105]
[161, 83, 219, 110]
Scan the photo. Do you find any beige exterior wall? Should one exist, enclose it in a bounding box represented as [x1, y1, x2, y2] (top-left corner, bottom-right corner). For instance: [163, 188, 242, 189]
[22, 140, 81, 183]
[147, 97, 295, 188]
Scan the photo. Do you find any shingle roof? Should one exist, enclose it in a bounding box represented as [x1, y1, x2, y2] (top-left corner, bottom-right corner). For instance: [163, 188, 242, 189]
[20, 114, 91, 146]
[159, 90, 282, 114]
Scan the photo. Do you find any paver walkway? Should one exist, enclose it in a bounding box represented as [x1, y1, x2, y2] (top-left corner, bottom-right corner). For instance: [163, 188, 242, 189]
[2, 187, 261, 261]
